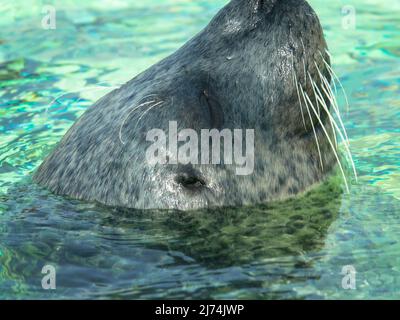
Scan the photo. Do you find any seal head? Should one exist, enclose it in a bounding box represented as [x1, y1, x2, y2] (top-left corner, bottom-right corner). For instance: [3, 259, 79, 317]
[34, 0, 337, 210]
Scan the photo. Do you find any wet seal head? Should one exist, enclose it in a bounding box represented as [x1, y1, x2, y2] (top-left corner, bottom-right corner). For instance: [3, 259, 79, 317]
[34, 0, 354, 210]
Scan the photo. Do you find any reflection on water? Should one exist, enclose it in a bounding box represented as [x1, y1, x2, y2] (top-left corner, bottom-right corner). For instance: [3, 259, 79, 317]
[0, 0, 400, 299]
[0, 175, 343, 299]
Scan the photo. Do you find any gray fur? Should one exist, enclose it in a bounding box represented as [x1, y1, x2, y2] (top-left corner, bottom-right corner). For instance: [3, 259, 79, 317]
[34, 0, 336, 210]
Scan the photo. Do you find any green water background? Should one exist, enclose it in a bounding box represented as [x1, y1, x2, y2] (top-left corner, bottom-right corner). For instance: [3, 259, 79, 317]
[0, 0, 399, 299]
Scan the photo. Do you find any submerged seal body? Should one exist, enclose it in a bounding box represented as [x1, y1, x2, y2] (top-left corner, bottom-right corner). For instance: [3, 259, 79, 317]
[34, 0, 337, 210]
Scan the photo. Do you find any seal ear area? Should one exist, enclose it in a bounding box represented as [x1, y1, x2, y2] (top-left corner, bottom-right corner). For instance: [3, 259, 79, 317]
[200, 89, 224, 129]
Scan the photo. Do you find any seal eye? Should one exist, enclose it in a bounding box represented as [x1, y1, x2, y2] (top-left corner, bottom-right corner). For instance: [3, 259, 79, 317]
[200, 89, 224, 129]
[175, 174, 206, 190]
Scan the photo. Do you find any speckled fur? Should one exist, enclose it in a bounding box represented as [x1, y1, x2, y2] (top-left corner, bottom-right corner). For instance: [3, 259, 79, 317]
[34, 0, 337, 210]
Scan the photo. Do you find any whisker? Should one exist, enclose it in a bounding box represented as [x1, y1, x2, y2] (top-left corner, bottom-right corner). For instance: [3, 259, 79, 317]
[302, 89, 350, 193]
[309, 68, 322, 117]
[320, 51, 350, 113]
[309, 72, 337, 147]
[314, 62, 351, 148]
[311, 67, 349, 152]
[298, 84, 324, 171]
[44, 82, 122, 114]
[309, 75, 358, 181]
[300, 38, 307, 86]
[133, 100, 164, 133]
[119, 98, 159, 145]
[324, 48, 332, 59]
[291, 56, 307, 129]
[319, 51, 338, 95]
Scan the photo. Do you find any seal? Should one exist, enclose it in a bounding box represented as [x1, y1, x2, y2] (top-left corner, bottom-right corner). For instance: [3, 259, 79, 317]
[34, 0, 342, 210]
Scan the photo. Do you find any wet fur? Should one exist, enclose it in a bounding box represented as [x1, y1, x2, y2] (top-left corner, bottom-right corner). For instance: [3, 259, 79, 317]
[34, 0, 337, 210]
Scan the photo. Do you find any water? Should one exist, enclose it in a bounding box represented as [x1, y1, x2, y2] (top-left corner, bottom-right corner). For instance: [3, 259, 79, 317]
[0, 0, 399, 299]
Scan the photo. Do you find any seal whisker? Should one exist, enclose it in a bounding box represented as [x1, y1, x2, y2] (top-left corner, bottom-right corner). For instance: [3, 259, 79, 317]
[119, 99, 158, 145]
[320, 51, 350, 113]
[133, 94, 162, 119]
[45, 83, 121, 115]
[292, 57, 307, 129]
[310, 77, 358, 181]
[314, 62, 352, 150]
[324, 48, 332, 59]
[319, 51, 338, 96]
[133, 100, 165, 133]
[123, 99, 166, 164]
[309, 75, 358, 181]
[300, 38, 308, 87]
[319, 73, 349, 147]
[313, 63, 346, 143]
[298, 83, 324, 171]
[312, 72, 356, 177]
[309, 71, 337, 148]
[302, 89, 350, 193]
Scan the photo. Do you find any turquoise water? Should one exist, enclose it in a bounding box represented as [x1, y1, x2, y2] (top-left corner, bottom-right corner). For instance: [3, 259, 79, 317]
[0, 0, 399, 299]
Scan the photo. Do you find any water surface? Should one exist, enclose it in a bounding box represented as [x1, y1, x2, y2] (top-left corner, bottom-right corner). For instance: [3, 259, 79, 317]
[0, 0, 399, 299]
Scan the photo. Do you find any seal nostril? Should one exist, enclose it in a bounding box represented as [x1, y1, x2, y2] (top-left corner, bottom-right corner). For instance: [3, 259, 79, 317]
[175, 174, 206, 190]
